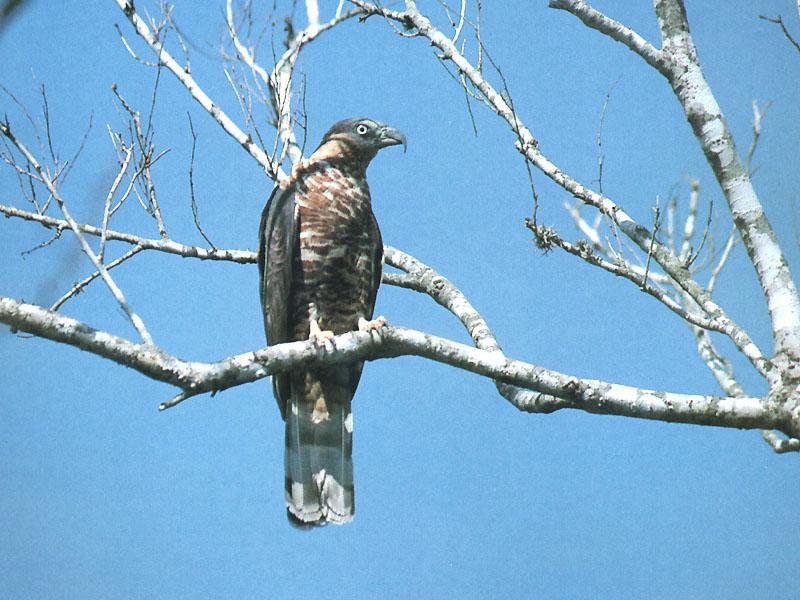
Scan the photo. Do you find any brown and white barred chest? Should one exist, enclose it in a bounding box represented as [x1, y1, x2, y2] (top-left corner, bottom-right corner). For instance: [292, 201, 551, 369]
[290, 163, 380, 338]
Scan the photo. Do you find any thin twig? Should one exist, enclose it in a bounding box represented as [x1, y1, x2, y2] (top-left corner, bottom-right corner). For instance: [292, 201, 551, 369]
[111, 84, 168, 239]
[187, 113, 216, 249]
[595, 79, 618, 194]
[21, 227, 63, 256]
[51, 245, 144, 311]
[641, 196, 661, 290]
[707, 226, 737, 294]
[99, 145, 134, 261]
[0, 202, 253, 263]
[759, 14, 800, 55]
[114, 0, 281, 178]
[1, 120, 154, 344]
[745, 99, 771, 177]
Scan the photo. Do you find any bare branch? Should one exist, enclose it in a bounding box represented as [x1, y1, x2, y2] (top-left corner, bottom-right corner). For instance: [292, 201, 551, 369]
[594, 79, 618, 194]
[186, 113, 216, 249]
[20, 227, 63, 256]
[745, 99, 771, 177]
[762, 430, 800, 454]
[759, 14, 800, 55]
[99, 145, 134, 261]
[524, 220, 733, 334]
[689, 323, 744, 398]
[549, 0, 668, 74]
[353, 0, 767, 374]
[1, 120, 154, 345]
[707, 226, 737, 294]
[0, 203, 254, 263]
[678, 179, 698, 261]
[110, 83, 169, 238]
[641, 197, 661, 289]
[2, 294, 793, 438]
[385, 246, 562, 410]
[652, 0, 800, 360]
[51, 245, 144, 311]
[160, 389, 199, 411]
[563, 201, 669, 285]
[114, 0, 282, 179]
[226, 0, 361, 168]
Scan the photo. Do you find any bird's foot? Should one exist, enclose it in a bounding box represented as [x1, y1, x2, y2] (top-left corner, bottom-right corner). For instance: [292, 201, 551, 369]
[358, 315, 387, 332]
[309, 319, 335, 348]
[280, 158, 311, 189]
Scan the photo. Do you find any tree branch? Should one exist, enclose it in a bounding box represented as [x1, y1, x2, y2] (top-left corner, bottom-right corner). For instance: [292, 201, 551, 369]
[652, 0, 800, 363]
[51, 244, 144, 311]
[759, 14, 800, 55]
[113, 0, 283, 179]
[762, 430, 800, 454]
[385, 247, 566, 411]
[524, 219, 727, 333]
[0, 202, 254, 263]
[549, 0, 669, 74]
[351, 0, 767, 376]
[1, 120, 154, 345]
[2, 294, 793, 438]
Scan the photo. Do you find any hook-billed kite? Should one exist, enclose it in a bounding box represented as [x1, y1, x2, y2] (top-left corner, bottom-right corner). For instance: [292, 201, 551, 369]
[258, 117, 406, 526]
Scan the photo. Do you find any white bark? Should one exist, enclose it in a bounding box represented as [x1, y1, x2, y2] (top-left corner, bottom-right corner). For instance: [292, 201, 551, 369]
[2, 295, 792, 436]
[654, 0, 800, 363]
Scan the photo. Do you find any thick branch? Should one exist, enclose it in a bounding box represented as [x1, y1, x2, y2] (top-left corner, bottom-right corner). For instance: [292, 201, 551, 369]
[653, 0, 800, 361]
[553, 0, 800, 362]
[1, 294, 792, 437]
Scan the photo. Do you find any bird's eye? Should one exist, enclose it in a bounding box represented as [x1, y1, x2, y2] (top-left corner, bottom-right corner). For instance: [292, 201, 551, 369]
[356, 124, 369, 135]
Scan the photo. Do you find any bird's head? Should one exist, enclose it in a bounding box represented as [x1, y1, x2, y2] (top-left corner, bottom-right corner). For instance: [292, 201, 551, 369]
[313, 117, 406, 168]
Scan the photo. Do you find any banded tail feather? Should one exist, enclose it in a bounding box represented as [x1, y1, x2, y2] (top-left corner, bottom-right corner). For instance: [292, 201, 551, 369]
[284, 372, 354, 527]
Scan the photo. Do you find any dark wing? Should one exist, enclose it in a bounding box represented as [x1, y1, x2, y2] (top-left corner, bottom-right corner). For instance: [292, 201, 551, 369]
[258, 183, 298, 419]
[366, 210, 384, 320]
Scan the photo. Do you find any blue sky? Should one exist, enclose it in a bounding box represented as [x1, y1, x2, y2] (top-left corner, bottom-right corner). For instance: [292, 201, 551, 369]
[1, 1, 799, 598]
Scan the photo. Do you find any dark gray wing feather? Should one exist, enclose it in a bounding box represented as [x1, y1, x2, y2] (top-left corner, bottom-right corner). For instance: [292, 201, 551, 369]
[367, 211, 384, 318]
[258, 183, 298, 420]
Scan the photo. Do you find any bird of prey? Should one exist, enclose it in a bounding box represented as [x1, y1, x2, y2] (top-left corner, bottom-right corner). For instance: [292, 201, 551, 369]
[258, 117, 406, 526]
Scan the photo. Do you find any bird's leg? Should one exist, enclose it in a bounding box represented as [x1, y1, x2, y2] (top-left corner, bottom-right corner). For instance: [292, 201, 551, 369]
[309, 319, 335, 346]
[358, 315, 387, 332]
[308, 303, 334, 347]
[280, 157, 311, 189]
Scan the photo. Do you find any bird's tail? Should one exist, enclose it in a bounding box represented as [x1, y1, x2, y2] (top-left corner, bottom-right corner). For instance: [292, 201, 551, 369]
[284, 373, 354, 527]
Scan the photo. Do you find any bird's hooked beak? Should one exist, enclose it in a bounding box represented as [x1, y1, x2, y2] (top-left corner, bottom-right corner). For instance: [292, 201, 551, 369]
[378, 125, 407, 153]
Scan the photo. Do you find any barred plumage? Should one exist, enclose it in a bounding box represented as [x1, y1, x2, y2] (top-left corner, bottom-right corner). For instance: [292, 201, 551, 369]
[258, 118, 405, 526]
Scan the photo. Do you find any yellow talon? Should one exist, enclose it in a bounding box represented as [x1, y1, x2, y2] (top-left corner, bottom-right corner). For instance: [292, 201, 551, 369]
[309, 319, 334, 347]
[358, 315, 387, 332]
